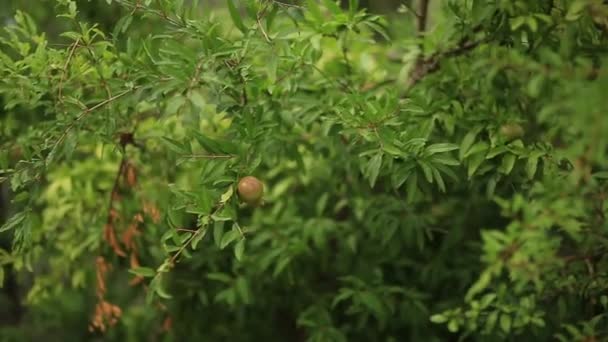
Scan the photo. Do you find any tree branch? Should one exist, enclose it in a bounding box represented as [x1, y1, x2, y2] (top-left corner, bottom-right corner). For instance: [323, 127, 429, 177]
[416, 0, 430, 34]
[50, 87, 138, 161]
[102, 157, 128, 257]
[58, 38, 81, 104]
[407, 37, 484, 89]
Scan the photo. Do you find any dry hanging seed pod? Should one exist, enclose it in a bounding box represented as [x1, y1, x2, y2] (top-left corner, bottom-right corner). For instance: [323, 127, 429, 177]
[237, 176, 264, 206]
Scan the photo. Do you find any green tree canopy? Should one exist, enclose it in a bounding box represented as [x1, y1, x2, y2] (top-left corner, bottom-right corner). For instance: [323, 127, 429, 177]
[1, 0, 608, 341]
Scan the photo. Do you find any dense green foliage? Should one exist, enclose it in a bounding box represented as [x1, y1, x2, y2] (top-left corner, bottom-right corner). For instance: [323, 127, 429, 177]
[1, 0, 608, 340]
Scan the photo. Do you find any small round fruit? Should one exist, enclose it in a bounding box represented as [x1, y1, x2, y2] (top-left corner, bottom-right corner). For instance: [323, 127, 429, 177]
[237, 176, 264, 205]
[499, 123, 524, 141]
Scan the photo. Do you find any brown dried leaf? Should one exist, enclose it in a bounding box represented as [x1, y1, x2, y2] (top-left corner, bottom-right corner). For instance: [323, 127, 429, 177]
[162, 316, 173, 332]
[104, 224, 127, 257]
[143, 201, 161, 223]
[125, 162, 137, 187]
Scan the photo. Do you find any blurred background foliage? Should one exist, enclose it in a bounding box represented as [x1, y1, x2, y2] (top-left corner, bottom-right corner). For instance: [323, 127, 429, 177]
[0, 0, 608, 341]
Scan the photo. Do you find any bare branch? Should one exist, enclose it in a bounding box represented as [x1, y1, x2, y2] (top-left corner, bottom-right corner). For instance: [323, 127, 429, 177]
[416, 0, 430, 35]
[407, 39, 482, 88]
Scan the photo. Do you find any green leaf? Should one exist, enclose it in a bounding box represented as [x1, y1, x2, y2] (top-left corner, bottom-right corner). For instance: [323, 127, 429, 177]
[418, 160, 434, 184]
[227, 0, 247, 34]
[459, 129, 479, 160]
[213, 221, 224, 248]
[265, 5, 279, 30]
[467, 152, 486, 179]
[466, 268, 494, 301]
[235, 277, 250, 303]
[359, 292, 385, 321]
[191, 130, 238, 155]
[431, 155, 460, 166]
[305, 0, 324, 23]
[207, 273, 232, 283]
[220, 228, 239, 249]
[500, 314, 512, 333]
[323, 0, 342, 14]
[499, 154, 517, 175]
[0, 211, 28, 233]
[273, 257, 291, 277]
[166, 95, 186, 115]
[485, 311, 498, 332]
[191, 227, 208, 250]
[510, 16, 526, 30]
[526, 152, 544, 179]
[430, 314, 448, 323]
[486, 175, 498, 198]
[332, 289, 354, 308]
[464, 141, 489, 159]
[366, 154, 383, 188]
[566, 0, 588, 21]
[448, 319, 459, 332]
[189, 90, 206, 109]
[234, 238, 245, 261]
[267, 52, 278, 85]
[592, 171, 608, 179]
[220, 186, 234, 204]
[406, 172, 418, 203]
[432, 167, 446, 192]
[391, 162, 415, 189]
[486, 146, 509, 159]
[129, 267, 156, 278]
[161, 137, 189, 154]
[151, 275, 172, 299]
[424, 143, 459, 156]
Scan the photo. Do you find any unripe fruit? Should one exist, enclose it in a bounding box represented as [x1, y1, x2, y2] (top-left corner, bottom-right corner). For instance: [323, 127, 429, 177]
[499, 123, 524, 141]
[237, 176, 264, 205]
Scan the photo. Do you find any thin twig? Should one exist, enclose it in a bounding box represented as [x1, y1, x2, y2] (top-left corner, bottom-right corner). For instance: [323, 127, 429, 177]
[169, 203, 226, 265]
[341, 32, 353, 83]
[407, 38, 484, 88]
[83, 43, 113, 99]
[271, 0, 303, 9]
[51, 87, 138, 155]
[188, 57, 205, 90]
[257, 3, 273, 43]
[58, 38, 81, 103]
[224, 59, 249, 106]
[116, 0, 183, 27]
[307, 63, 356, 94]
[175, 228, 198, 233]
[234, 222, 244, 238]
[181, 154, 234, 159]
[258, 17, 272, 43]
